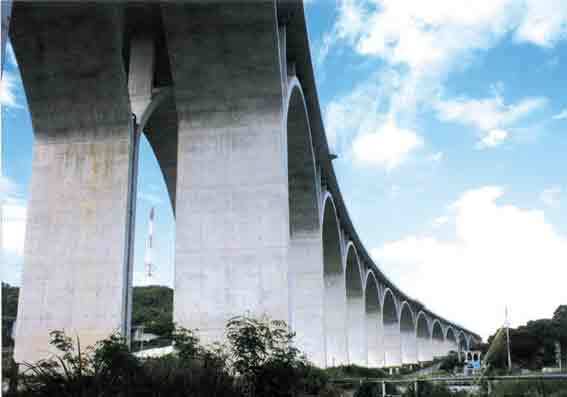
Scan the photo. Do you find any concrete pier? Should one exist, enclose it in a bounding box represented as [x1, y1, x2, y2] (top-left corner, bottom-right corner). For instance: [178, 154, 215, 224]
[11, 3, 133, 363]
[162, 3, 290, 344]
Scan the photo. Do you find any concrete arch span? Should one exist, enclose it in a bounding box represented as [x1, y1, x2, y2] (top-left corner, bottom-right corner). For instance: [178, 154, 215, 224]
[457, 331, 468, 356]
[400, 302, 417, 364]
[365, 272, 383, 367]
[382, 289, 400, 367]
[285, 78, 325, 366]
[416, 312, 432, 362]
[432, 320, 445, 358]
[322, 194, 347, 367]
[446, 327, 458, 355]
[345, 243, 365, 365]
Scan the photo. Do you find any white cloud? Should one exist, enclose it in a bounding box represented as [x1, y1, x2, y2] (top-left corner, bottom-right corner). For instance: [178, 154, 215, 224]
[435, 94, 546, 148]
[1, 176, 26, 257]
[478, 128, 509, 148]
[515, 0, 567, 47]
[6, 41, 17, 67]
[540, 185, 562, 208]
[373, 186, 567, 339]
[320, 0, 565, 152]
[428, 152, 444, 162]
[2, 202, 26, 256]
[138, 191, 165, 205]
[552, 108, 567, 120]
[432, 215, 450, 228]
[352, 119, 423, 170]
[0, 72, 19, 107]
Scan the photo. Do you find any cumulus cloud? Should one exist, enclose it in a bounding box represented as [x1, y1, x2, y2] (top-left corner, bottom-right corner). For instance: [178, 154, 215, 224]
[0, 72, 19, 107]
[320, 0, 566, 153]
[372, 186, 567, 339]
[552, 108, 567, 120]
[352, 119, 423, 170]
[435, 94, 546, 148]
[540, 185, 562, 208]
[1, 176, 26, 257]
[428, 152, 444, 163]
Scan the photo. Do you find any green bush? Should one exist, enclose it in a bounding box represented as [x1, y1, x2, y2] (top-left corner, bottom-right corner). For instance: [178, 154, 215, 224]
[354, 381, 398, 397]
[7, 315, 347, 397]
[403, 381, 468, 397]
[325, 364, 387, 379]
[490, 379, 567, 397]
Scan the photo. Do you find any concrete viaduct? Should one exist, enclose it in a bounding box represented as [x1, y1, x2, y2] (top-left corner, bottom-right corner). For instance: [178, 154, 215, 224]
[6, 1, 480, 368]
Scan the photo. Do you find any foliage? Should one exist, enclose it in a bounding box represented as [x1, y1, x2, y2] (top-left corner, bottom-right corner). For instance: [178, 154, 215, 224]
[354, 381, 398, 397]
[403, 381, 467, 397]
[131, 285, 174, 337]
[490, 379, 567, 397]
[225, 315, 309, 397]
[485, 305, 567, 370]
[439, 351, 461, 373]
[325, 364, 387, 379]
[2, 282, 19, 347]
[7, 315, 343, 397]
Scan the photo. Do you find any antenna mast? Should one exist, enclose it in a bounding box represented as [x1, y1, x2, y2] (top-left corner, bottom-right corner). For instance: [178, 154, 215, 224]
[144, 207, 155, 279]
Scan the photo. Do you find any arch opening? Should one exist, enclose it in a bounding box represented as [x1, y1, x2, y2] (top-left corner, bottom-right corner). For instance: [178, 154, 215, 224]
[365, 274, 383, 367]
[446, 327, 458, 356]
[432, 320, 445, 358]
[345, 245, 365, 365]
[400, 302, 417, 364]
[382, 290, 400, 367]
[458, 331, 468, 358]
[416, 312, 432, 362]
[323, 197, 347, 367]
[285, 82, 324, 366]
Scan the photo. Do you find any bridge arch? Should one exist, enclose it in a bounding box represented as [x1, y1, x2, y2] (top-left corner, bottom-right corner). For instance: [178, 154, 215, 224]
[285, 78, 325, 366]
[446, 326, 458, 354]
[400, 301, 417, 364]
[345, 243, 365, 365]
[432, 320, 445, 358]
[382, 288, 401, 366]
[457, 330, 468, 355]
[322, 194, 347, 366]
[416, 311, 432, 362]
[142, 90, 178, 213]
[365, 272, 383, 367]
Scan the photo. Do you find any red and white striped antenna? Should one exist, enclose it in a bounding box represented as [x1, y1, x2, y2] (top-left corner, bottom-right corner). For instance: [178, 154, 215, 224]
[144, 207, 155, 279]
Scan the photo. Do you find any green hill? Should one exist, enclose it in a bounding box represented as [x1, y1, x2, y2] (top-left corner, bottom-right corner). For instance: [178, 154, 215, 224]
[2, 283, 174, 347]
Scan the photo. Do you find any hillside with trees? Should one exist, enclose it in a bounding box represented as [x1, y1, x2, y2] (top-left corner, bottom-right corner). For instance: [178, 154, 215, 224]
[485, 305, 567, 370]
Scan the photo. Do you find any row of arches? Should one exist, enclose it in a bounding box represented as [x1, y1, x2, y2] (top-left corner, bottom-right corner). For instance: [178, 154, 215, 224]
[285, 76, 473, 367]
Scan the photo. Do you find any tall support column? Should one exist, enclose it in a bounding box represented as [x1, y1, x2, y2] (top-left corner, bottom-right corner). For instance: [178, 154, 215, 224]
[11, 3, 133, 363]
[162, 3, 289, 344]
[365, 274, 383, 367]
[383, 291, 401, 367]
[383, 323, 402, 367]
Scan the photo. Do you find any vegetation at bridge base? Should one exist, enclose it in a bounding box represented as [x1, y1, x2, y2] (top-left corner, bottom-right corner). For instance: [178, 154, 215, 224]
[3, 315, 342, 397]
[324, 364, 387, 379]
[487, 379, 567, 397]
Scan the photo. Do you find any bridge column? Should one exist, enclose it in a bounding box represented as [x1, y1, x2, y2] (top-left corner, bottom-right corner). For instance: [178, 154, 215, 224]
[10, 3, 133, 363]
[383, 291, 401, 367]
[400, 303, 418, 365]
[365, 275, 383, 367]
[162, 3, 290, 344]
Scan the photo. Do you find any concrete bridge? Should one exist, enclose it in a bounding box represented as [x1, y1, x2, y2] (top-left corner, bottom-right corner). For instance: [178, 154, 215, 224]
[6, 1, 479, 367]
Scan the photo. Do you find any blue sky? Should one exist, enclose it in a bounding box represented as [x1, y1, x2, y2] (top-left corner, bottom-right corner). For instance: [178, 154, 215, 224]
[2, 0, 567, 339]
